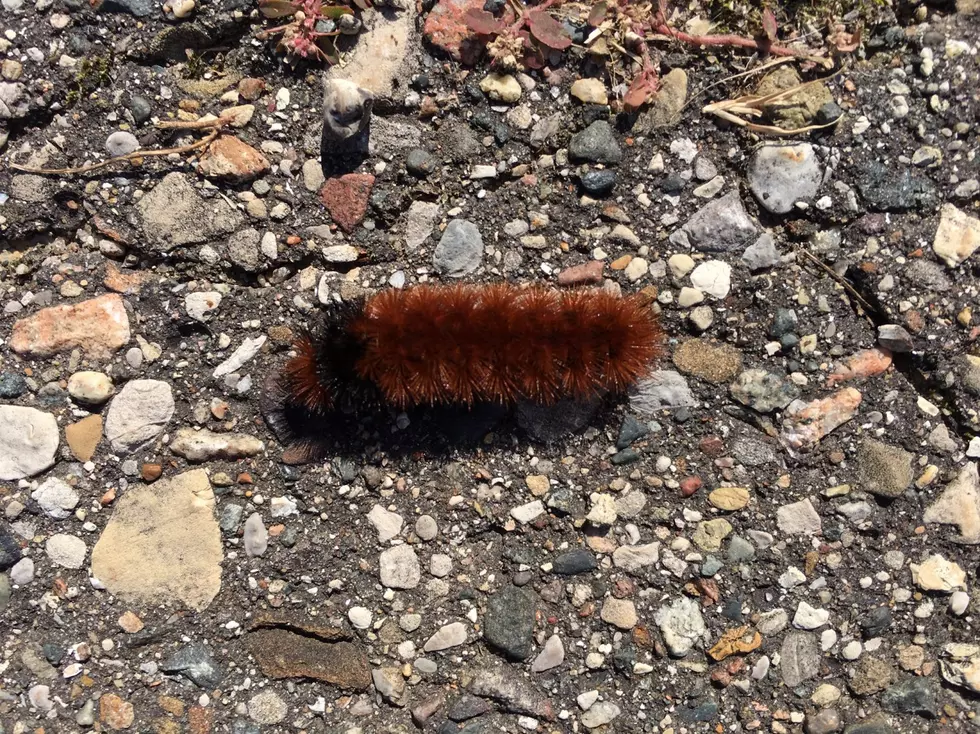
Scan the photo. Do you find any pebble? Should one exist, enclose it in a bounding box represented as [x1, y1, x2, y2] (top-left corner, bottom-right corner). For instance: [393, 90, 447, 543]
[105, 131, 140, 156]
[31, 477, 80, 519]
[10, 293, 130, 359]
[10, 557, 34, 585]
[580, 169, 617, 197]
[511, 500, 545, 524]
[857, 439, 912, 498]
[484, 586, 535, 659]
[423, 622, 467, 652]
[777, 498, 823, 536]
[781, 388, 862, 450]
[568, 121, 622, 164]
[367, 504, 404, 542]
[0, 406, 59, 480]
[67, 371, 114, 404]
[434, 219, 483, 276]
[185, 291, 222, 322]
[910, 554, 966, 593]
[530, 634, 564, 673]
[379, 545, 421, 589]
[630, 371, 695, 413]
[742, 232, 780, 270]
[781, 631, 821, 686]
[600, 598, 637, 630]
[348, 606, 372, 629]
[690, 260, 731, 299]
[161, 642, 224, 688]
[104, 380, 175, 454]
[581, 701, 620, 729]
[243, 513, 268, 557]
[570, 78, 607, 104]
[933, 203, 980, 267]
[415, 514, 438, 541]
[170, 428, 264, 462]
[46, 534, 87, 569]
[479, 73, 521, 102]
[248, 690, 288, 725]
[676, 192, 759, 252]
[654, 596, 706, 656]
[793, 602, 830, 629]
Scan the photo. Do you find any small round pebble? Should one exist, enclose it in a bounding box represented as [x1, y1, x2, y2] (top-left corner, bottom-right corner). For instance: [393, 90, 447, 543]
[105, 131, 140, 157]
[415, 515, 438, 541]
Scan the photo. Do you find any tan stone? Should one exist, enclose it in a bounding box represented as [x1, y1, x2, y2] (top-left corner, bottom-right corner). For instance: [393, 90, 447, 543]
[10, 293, 130, 359]
[934, 203, 980, 267]
[91, 469, 222, 611]
[923, 462, 980, 544]
[100, 693, 135, 730]
[673, 339, 743, 384]
[910, 554, 967, 593]
[198, 135, 270, 182]
[570, 78, 608, 105]
[708, 487, 750, 512]
[65, 415, 103, 462]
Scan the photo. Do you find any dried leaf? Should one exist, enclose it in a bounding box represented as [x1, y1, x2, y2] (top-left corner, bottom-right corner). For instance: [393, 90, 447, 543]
[350, 0, 371, 8]
[320, 4, 353, 18]
[708, 626, 763, 661]
[829, 24, 862, 53]
[588, 1, 607, 26]
[526, 10, 573, 50]
[761, 7, 777, 42]
[258, 0, 297, 18]
[464, 7, 505, 35]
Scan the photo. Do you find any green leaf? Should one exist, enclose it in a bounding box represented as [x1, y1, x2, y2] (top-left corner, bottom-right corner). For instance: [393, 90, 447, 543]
[320, 4, 354, 18]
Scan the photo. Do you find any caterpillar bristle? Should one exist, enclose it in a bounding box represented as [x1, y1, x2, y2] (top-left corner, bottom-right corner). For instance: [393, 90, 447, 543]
[276, 284, 662, 420]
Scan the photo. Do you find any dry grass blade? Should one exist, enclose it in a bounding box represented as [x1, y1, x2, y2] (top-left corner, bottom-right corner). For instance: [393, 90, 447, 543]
[9, 117, 232, 176]
[702, 80, 843, 136]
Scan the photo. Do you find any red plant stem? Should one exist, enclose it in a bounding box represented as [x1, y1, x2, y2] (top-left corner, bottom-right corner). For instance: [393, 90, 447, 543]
[651, 23, 804, 58]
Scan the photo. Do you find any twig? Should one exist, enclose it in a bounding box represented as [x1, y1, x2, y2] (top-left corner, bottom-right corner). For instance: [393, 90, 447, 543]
[649, 23, 817, 61]
[9, 120, 229, 176]
[795, 246, 875, 315]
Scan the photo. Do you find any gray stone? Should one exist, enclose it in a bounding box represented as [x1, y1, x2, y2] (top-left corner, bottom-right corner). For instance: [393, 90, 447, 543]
[244, 513, 268, 557]
[777, 498, 822, 536]
[105, 131, 140, 156]
[881, 677, 938, 716]
[380, 545, 420, 589]
[226, 228, 262, 272]
[748, 144, 824, 214]
[104, 380, 175, 454]
[0, 406, 59, 480]
[484, 586, 536, 660]
[742, 233, 781, 270]
[162, 642, 224, 689]
[0, 82, 28, 119]
[433, 219, 483, 277]
[468, 664, 554, 720]
[805, 708, 842, 734]
[424, 622, 467, 652]
[247, 690, 288, 725]
[780, 632, 821, 687]
[654, 596, 706, 657]
[568, 121, 622, 164]
[877, 324, 913, 352]
[629, 371, 696, 414]
[857, 161, 938, 212]
[404, 201, 440, 251]
[136, 173, 244, 252]
[679, 192, 759, 252]
[730, 369, 800, 413]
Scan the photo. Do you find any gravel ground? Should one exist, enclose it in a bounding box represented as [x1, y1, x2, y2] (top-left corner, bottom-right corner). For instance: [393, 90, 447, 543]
[1, 0, 980, 732]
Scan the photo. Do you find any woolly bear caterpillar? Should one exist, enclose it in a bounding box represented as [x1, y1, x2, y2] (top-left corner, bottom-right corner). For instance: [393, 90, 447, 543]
[275, 283, 662, 418]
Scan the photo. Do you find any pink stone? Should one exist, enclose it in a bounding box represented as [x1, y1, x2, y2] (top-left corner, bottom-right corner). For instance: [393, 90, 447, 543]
[10, 294, 130, 359]
[557, 261, 604, 286]
[198, 135, 270, 182]
[780, 387, 862, 451]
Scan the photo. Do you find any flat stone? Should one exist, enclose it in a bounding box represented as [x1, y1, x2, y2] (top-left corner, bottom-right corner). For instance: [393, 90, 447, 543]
[742, 233, 781, 270]
[570, 78, 608, 104]
[673, 339, 743, 383]
[484, 586, 536, 660]
[679, 192, 759, 252]
[433, 219, 483, 276]
[857, 160, 937, 212]
[367, 504, 403, 542]
[654, 596, 706, 657]
[850, 656, 895, 696]
[212, 335, 266, 379]
[781, 388, 862, 450]
[379, 545, 421, 589]
[0, 406, 59, 480]
[600, 597, 637, 630]
[582, 701, 621, 729]
[777, 498, 822, 536]
[169, 428, 264, 462]
[248, 690, 288, 725]
[104, 380, 175, 454]
[858, 439, 913, 498]
[730, 369, 800, 412]
[185, 292, 222, 322]
[781, 632, 821, 687]
[91, 470, 222, 611]
[99, 694, 134, 731]
[46, 534, 87, 569]
[244, 513, 268, 557]
[551, 549, 597, 575]
[319, 174, 375, 233]
[709, 487, 750, 511]
[10, 294, 130, 359]
[692, 518, 732, 551]
[629, 371, 695, 414]
[530, 634, 564, 673]
[479, 73, 521, 103]
[468, 663, 555, 720]
[424, 622, 467, 652]
[248, 628, 371, 690]
[910, 553, 966, 593]
[881, 678, 939, 716]
[136, 173, 244, 252]
[923, 462, 980, 544]
[748, 144, 823, 214]
[635, 68, 687, 130]
[198, 135, 270, 182]
[612, 542, 660, 572]
[404, 201, 440, 251]
[933, 203, 980, 267]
